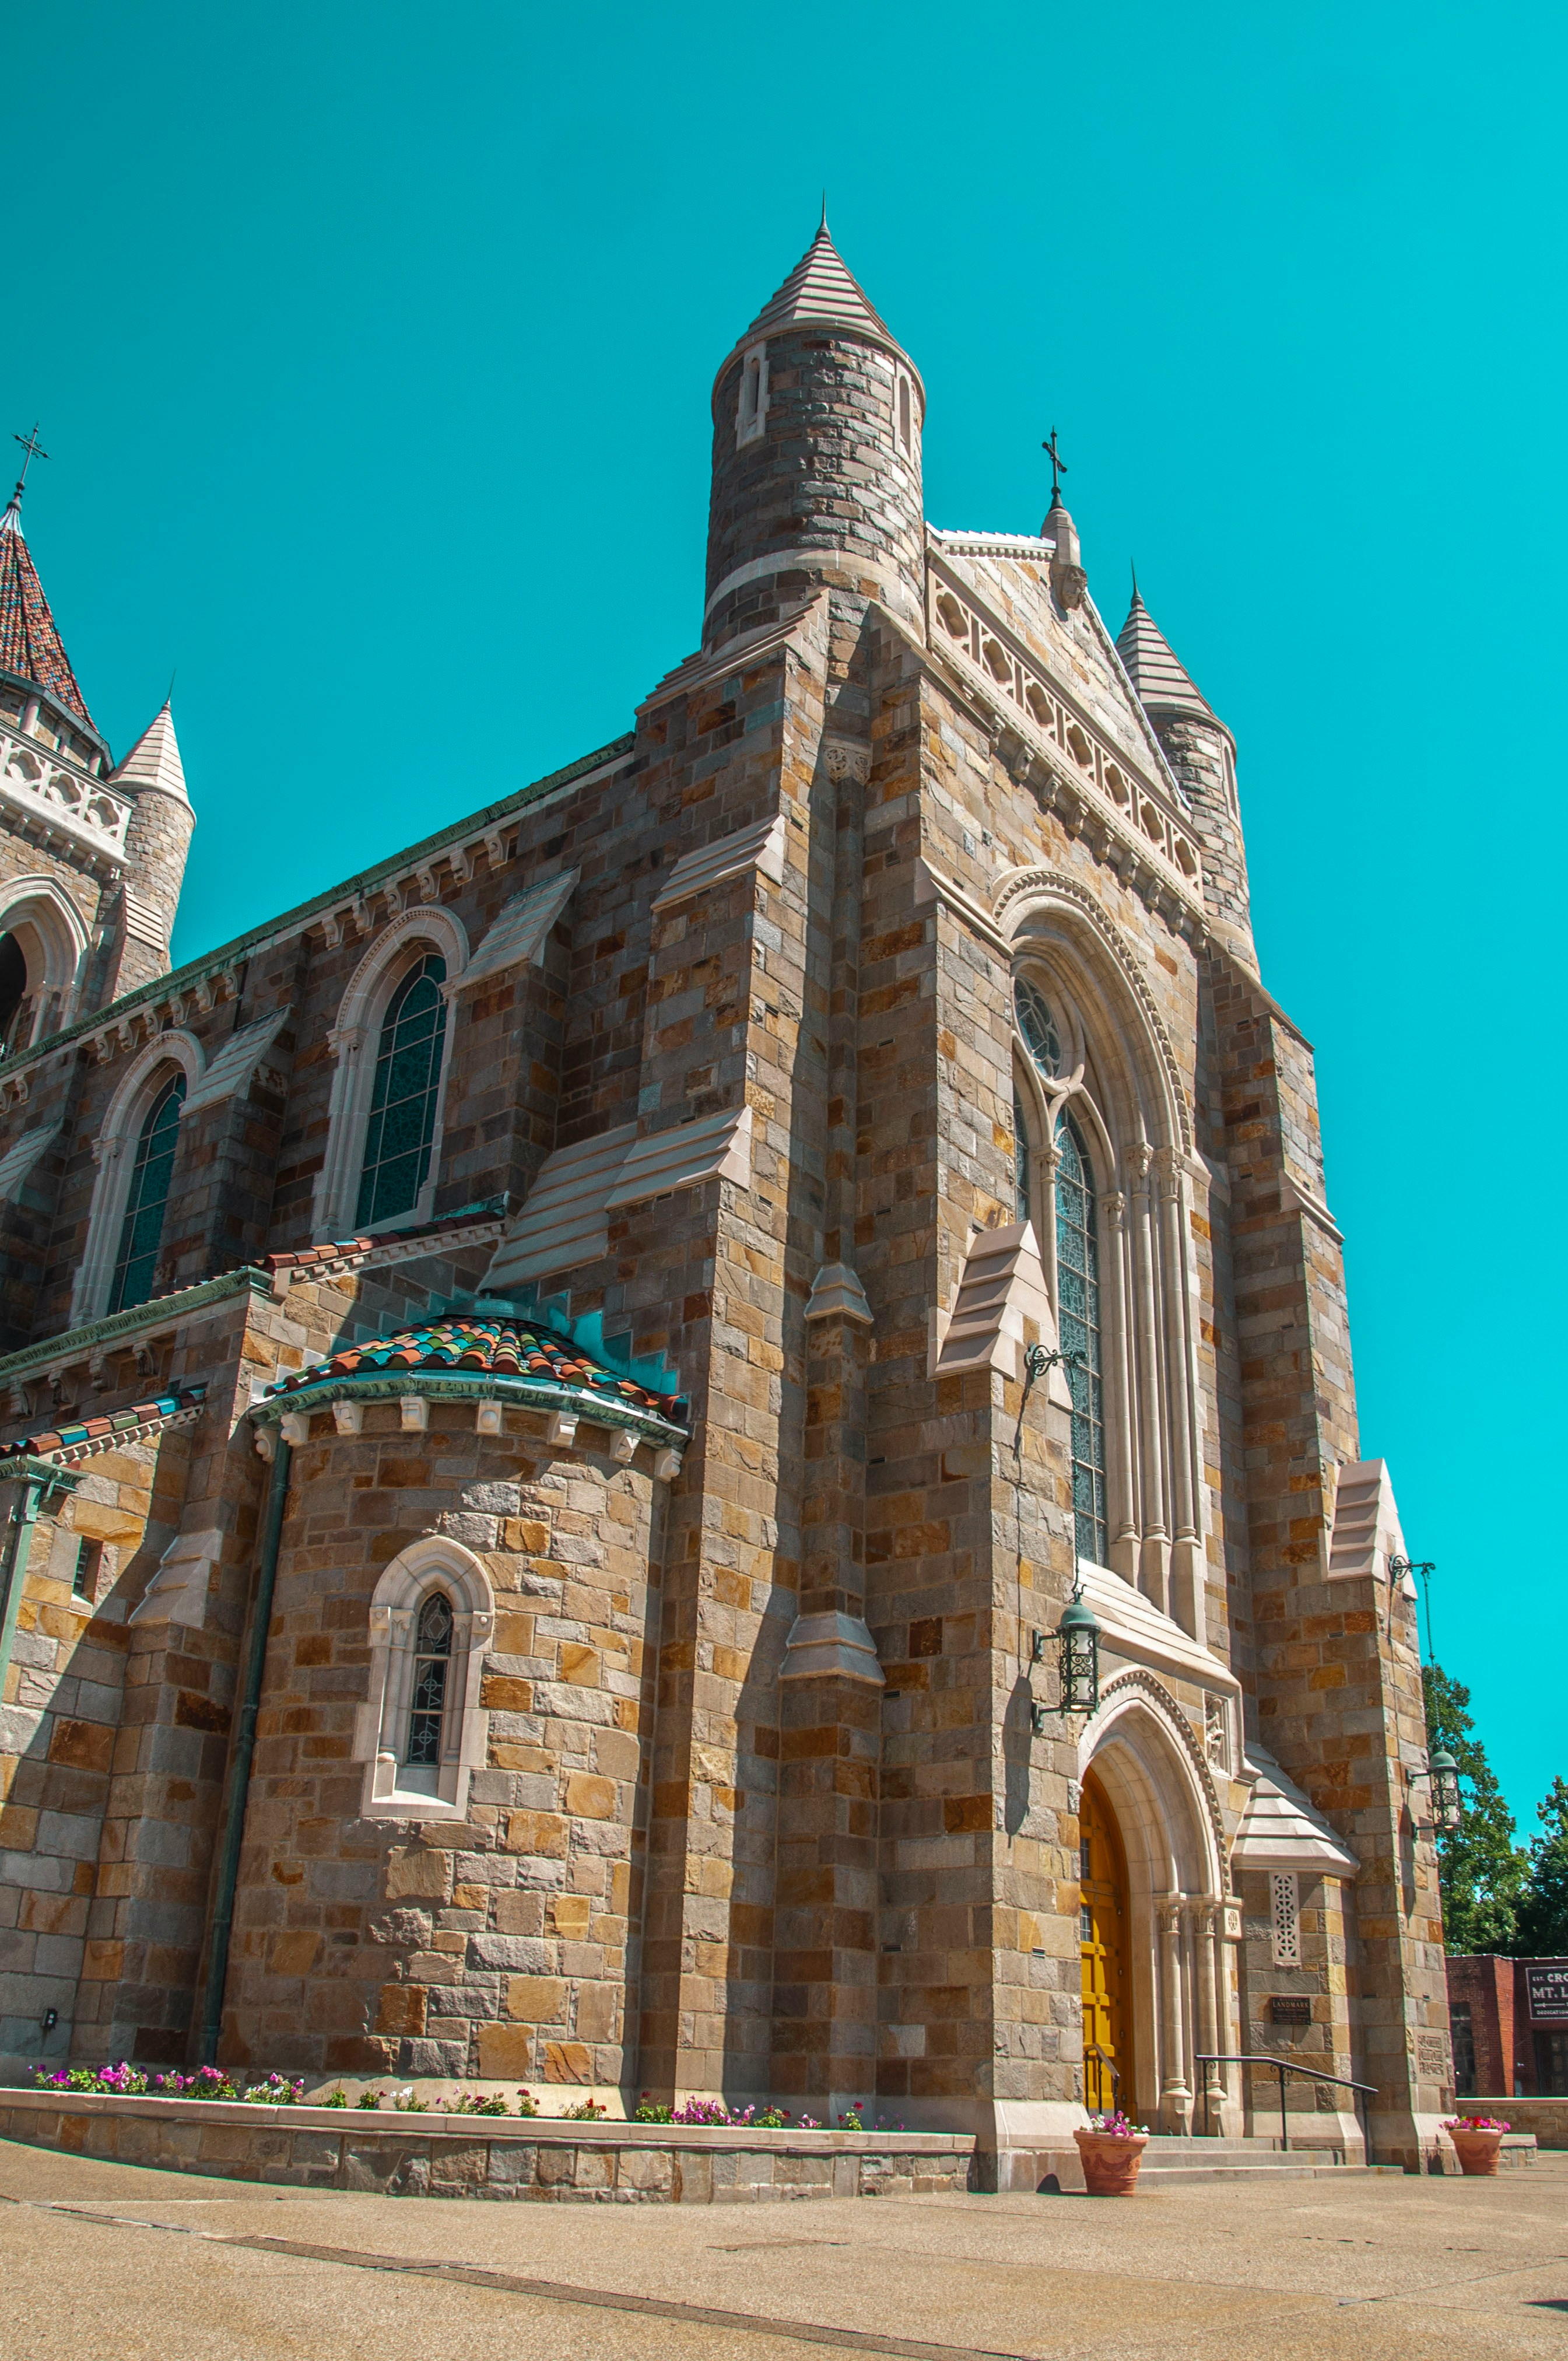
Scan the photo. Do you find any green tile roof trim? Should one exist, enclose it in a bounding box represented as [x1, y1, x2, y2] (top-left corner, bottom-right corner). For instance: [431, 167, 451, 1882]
[253, 1315, 688, 1437]
[0, 1386, 208, 1467]
[0, 1266, 272, 1386]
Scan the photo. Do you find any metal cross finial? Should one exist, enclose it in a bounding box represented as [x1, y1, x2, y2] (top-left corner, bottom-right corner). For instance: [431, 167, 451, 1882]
[1041, 425, 1068, 499]
[6, 424, 48, 519]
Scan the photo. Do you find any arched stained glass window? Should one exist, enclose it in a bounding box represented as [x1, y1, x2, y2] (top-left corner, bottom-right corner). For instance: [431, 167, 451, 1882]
[406, 1591, 454, 1767]
[1014, 977, 1062, 1080]
[1014, 1084, 1031, 1224]
[355, 954, 448, 1227]
[1055, 1111, 1107, 1569]
[109, 1072, 185, 1313]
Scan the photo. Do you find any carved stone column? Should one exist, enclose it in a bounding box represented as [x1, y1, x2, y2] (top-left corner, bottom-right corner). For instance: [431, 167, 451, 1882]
[1192, 1900, 1226, 2111]
[1158, 1898, 1193, 2129]
[1099, 1188, 1138, 1579]
[1154, 1148, 1204, 1642]
[1129, 1147, 1169, 1610]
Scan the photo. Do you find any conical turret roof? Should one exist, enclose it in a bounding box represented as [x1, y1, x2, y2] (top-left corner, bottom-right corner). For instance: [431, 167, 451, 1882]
[1116, 586, 1218, 727]
[717, 219, 920, 393]
[0, 505, 99, 739]
[111, 700, 190, 805]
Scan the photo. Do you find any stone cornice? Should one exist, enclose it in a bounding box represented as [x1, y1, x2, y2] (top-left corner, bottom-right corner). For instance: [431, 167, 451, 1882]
[0, 1266, 270, 1390]
[0, 735, 637, 1090]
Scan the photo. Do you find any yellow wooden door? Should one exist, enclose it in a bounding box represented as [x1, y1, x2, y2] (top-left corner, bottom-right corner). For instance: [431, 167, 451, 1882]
[1079, 1771, 1132, 2115]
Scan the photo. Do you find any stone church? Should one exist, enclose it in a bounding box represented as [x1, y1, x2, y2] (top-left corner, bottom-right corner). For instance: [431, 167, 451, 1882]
[0, 221, 1453, 2181]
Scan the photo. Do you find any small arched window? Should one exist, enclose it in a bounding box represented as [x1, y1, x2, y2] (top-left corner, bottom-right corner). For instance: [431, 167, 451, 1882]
[109, 1072, 186, 1313]
[406, 1590, 454, 1772]
[355, 954, 448, 1227]
[1055, 1111, 1106, 1569]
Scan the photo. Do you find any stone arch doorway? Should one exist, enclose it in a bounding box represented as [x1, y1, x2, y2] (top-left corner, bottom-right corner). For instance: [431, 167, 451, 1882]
[1079, 1768, 1133, 2114]
[1079, 1675, 1230, 2131]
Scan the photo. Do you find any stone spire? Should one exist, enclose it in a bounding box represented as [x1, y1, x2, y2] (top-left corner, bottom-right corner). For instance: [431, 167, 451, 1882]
[704, 218, 926, 650]
[718, 215, 910, 374]
[108, 699, 196, 996]
[0, 493, 101, 747]
[1116, 583, 1254, 964]
[1043, 486, 1086, 612]
[1116, 583, 1218, 727]
[112, 700, 190, 807]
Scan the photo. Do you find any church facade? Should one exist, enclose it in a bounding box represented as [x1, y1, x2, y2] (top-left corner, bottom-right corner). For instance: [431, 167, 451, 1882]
[0, 225, 1452, 2180]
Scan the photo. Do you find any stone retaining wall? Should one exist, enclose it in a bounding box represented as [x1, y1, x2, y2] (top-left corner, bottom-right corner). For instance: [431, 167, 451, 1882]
[0, 2087, 975, 2202]
[1465, 2098, 1567, 2150]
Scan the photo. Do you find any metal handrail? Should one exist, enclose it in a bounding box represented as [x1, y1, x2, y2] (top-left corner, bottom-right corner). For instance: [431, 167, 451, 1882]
[1195, 2051, 1378, 2167]
[1083, 2041, 1121, 2115]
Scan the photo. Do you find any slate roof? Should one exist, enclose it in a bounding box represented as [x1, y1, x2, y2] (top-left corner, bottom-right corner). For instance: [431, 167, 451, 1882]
[112, 701, 188, 804]
[1234, 1745, 1360, 1874]
[0, 508, 99, 738]
[1116, 587, 1218, 727]
[721, 220, 918, 387]
[267, 1316, 686, 1425]
[0, 1387, 207, 1467]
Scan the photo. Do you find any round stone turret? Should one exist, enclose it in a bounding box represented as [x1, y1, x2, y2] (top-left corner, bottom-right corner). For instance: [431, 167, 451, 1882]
[110, 701, 195, 993]
[1117, 587, 1254, 966]
[704, 222, 925, 651]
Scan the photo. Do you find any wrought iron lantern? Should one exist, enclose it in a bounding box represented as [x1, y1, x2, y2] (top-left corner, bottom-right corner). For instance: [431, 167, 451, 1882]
[1427, 1746, 1462, 1831]
[1030, 1584, 1102, 1728]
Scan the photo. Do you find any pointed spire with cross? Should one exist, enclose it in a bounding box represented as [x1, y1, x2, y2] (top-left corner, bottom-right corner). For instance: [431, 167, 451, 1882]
[1041, 424, 1068, 502]
[3, 424, 49, 530]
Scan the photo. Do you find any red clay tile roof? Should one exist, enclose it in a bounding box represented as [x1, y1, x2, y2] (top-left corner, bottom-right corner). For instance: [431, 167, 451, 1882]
[0, 515, 97, 735]
[268, 1318, 686, 1424]
[264, 1199, 508, 1284]
[0, 1386, 206, 1466]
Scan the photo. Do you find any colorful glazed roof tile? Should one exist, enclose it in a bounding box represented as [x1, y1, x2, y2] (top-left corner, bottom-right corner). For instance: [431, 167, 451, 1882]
[268, 1318, 686, 1424]
[264, 1197, 508, 1288]
[0, 1386, 207, 1467]
[0, 508, 99, 737]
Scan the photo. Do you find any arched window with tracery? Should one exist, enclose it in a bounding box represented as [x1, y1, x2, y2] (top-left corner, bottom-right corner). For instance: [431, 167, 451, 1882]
[406, 1590, 454, 1775]
[109, 1071, 186, 1312]
[1055, 1110, 1107, 1570]
[355, 953, 448, 1227]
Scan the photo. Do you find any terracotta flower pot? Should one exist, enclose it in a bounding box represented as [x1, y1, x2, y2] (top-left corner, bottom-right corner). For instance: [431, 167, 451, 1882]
[1074, 2127, 1148, 2195]
[1447, 2126, 1504, 2177]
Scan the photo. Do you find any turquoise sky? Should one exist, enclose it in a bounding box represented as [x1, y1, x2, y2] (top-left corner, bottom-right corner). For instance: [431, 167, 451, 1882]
[9, 4, 1563, 1832]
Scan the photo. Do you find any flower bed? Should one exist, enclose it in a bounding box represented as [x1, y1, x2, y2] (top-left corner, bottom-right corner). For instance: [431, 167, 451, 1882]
[33, 2069, 908, 2134]
[0, 2083, 975, 2206]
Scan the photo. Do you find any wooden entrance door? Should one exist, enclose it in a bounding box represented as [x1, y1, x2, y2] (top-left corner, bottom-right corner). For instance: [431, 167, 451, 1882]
[1080, 1770, 1132, 2115]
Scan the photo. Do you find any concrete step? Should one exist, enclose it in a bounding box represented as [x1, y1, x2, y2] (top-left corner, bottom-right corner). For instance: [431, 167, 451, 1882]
[1131, 2135, 1399, 2187]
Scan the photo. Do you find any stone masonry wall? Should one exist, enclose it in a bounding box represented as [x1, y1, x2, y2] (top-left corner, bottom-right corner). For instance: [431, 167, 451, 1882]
[223, 1397, 660, 2092]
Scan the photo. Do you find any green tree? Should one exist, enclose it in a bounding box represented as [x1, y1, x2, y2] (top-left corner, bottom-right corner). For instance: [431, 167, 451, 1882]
[1515, 1777, 1568, 1956]
[1422, 1664, 1529, 1954]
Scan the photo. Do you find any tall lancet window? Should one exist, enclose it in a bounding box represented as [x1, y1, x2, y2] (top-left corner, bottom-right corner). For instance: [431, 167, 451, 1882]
[406, 1591, 454, 1770]
[356, 954, 448, 1227]
[1055, 1111, 1107, 1568]
[110, 1072, 186, 1313]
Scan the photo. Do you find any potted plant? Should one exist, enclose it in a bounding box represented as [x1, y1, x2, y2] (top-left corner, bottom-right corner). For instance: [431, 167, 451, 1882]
[1074, 2109, 1150, 2195]
[1441, 2115, 1510, 2176]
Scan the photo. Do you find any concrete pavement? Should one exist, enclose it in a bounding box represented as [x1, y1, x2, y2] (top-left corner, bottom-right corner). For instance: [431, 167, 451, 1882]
[2, 2136, 1565, 2359]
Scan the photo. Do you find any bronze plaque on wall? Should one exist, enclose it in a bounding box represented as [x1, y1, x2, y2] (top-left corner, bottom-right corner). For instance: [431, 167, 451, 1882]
[1269, 1995, 1312, 2026]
